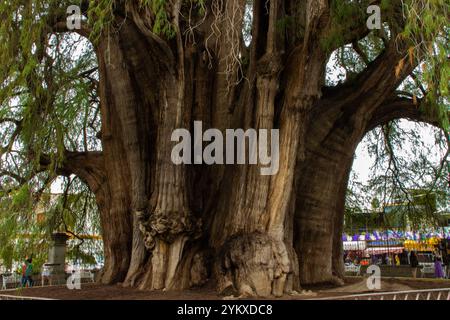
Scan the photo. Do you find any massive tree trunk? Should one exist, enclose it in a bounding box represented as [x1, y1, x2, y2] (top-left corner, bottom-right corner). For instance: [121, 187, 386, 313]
[52, 0, 443, 296]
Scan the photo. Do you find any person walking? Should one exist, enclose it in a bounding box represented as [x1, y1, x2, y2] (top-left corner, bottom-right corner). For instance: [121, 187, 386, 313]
[24, 258, 33, 287]
[410, 250, 419, 278]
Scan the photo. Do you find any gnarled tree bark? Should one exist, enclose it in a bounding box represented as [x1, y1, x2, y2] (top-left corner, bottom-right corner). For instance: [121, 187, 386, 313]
[45, 0, 445, 296]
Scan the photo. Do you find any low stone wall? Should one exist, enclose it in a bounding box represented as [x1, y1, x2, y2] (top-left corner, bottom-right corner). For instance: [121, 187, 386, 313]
[345, 265, 438, 278]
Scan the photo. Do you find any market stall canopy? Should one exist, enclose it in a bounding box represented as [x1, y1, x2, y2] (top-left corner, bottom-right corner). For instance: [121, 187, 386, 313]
[342, 227, 450, 242]
[364, 247, 404, 255]
[343, 241, 366, 250]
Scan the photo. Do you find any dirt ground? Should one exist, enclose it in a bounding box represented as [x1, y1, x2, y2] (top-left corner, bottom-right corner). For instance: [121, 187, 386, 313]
[1, 277, 449, 300]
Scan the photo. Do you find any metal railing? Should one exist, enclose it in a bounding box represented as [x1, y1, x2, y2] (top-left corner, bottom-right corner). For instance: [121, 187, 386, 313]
[0, 294, 55, 300]
[2, 272, 95, 290]
[312, 287, 450, 300]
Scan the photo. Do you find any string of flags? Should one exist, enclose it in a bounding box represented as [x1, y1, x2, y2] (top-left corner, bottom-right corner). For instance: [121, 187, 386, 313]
[342, 227, 450, 242]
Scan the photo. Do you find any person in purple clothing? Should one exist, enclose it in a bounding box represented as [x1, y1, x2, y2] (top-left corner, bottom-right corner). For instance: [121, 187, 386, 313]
[434, 250, 445, 279]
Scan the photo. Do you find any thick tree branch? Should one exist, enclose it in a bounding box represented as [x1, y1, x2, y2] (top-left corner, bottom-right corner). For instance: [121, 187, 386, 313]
[52, 21, 92, 38]
[320, 38, 419, 117]
[47, 1, 92, 38]
[38, 150, 106, 194]
[352, 41, 369, 64]
[324, 0, 390, 53]
[366, 96, 442, 132]
[125, 2, 175, 67]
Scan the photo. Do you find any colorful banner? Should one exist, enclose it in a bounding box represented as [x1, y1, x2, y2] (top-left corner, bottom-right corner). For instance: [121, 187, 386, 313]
[342, 227, 450, 243]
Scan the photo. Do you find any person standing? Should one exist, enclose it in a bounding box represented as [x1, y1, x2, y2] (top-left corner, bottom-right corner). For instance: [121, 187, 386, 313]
[441, 242, 449, 279]
[410, 250, 419, 278]
[395, 254, 401, 266]
[386, 254, 391, 265]
[445, 252, 450, 279]
[447, 255, 450, 279]
[434, 251, 445, 279]
[20, 260, 27, 287]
